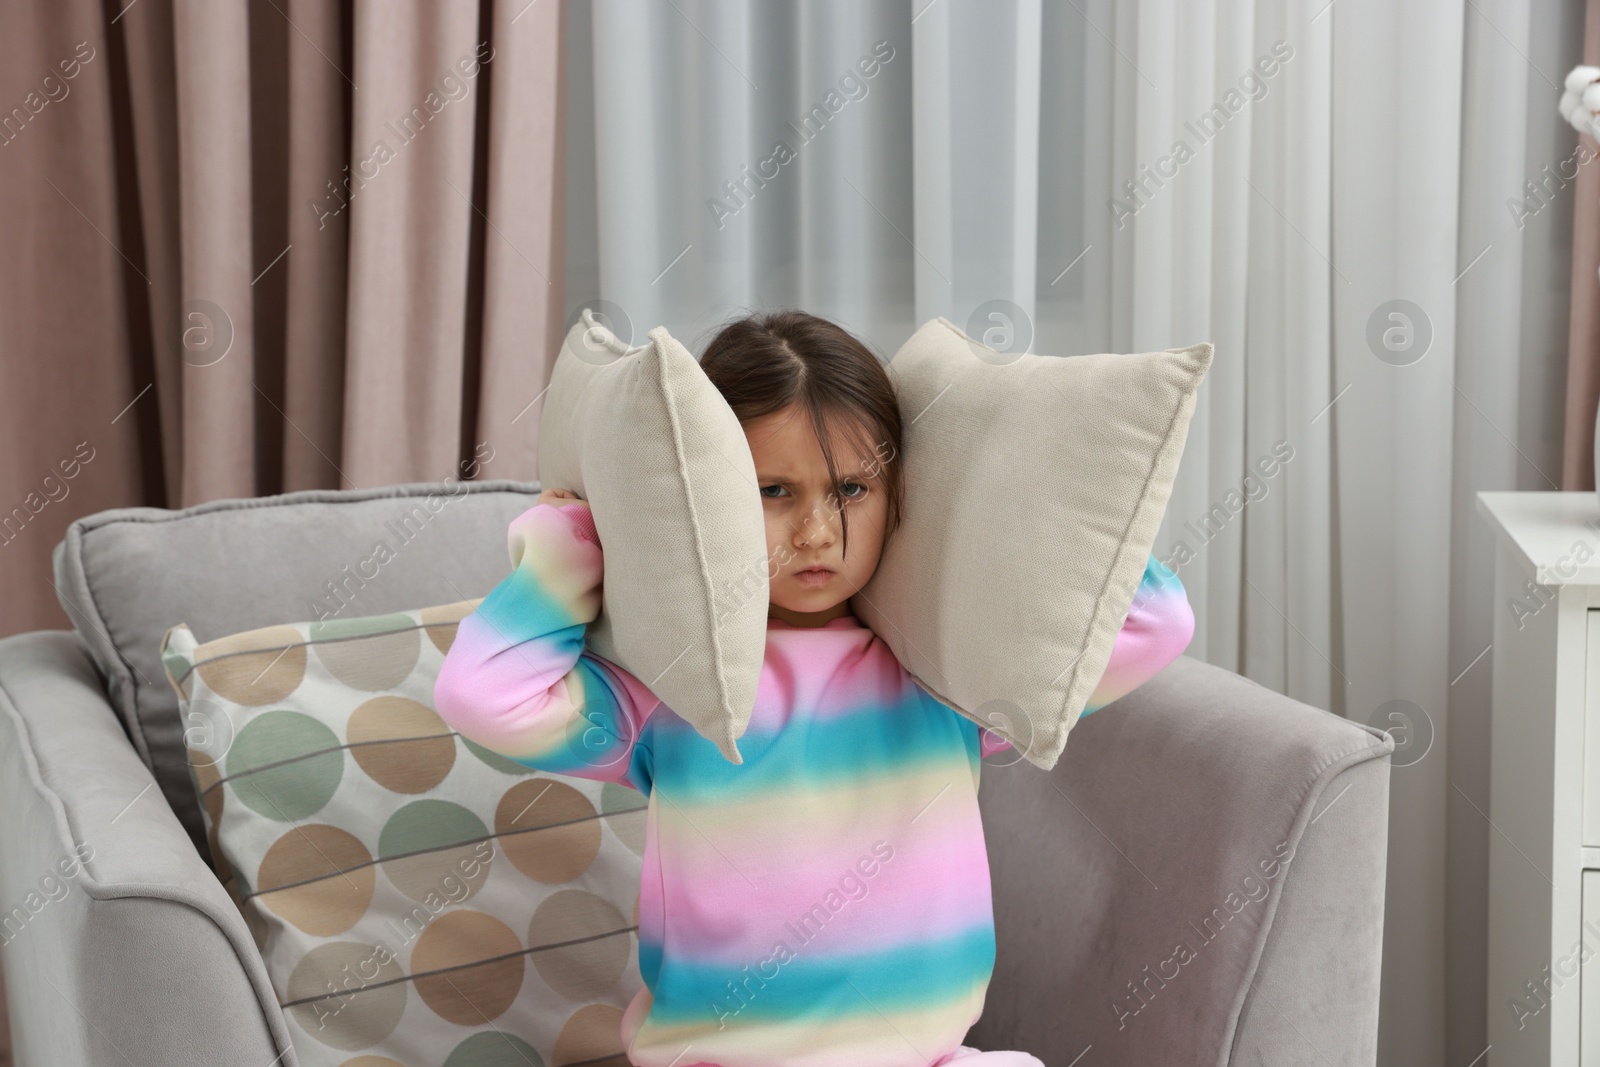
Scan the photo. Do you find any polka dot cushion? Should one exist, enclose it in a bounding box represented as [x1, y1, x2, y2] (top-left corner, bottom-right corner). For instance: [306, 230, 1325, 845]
[159, 598, 645, 1067]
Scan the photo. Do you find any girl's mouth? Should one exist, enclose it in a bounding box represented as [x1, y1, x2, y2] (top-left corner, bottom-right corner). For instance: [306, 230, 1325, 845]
[794, 567, 835, 587]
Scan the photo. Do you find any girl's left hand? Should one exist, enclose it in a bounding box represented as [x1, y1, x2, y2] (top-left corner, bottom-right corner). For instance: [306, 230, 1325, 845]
[537, 487, 585, 508]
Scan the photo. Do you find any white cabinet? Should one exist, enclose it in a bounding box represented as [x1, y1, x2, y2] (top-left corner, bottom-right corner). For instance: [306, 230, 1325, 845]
[1477, 492, 1600, 1066]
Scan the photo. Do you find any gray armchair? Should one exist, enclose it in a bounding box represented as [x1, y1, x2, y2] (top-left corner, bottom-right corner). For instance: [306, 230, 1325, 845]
[0, 480, 1392, 1066]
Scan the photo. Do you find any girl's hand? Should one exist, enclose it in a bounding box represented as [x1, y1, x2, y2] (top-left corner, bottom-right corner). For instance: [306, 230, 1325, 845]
[537, 487, 585, 508]
[537, 488, 601, 551]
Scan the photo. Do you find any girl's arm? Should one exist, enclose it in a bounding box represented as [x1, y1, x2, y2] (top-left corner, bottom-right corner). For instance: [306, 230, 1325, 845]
[979, 554, 1195, 759]
[433, 501, 661, 792]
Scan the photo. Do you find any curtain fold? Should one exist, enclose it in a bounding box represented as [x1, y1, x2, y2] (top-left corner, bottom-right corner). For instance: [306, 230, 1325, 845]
[1451, 3, 1586, 1064]
[1333, 5, 1466, 1065]
[477, 0, 566, 477]
[0, 1, 149, 636]
[174, 0, 259, 500]
[117, 0, 181, 503]
[343, 2, 485, 487]
[283, 0, 351, 490]
[0, 0, 565, 641]
[1451, 5, 1536, 1065]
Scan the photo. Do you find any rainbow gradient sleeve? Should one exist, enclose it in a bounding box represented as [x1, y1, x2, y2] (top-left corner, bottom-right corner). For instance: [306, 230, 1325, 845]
[1080, 553, 1194, 716]
[433, 502, 660, 792]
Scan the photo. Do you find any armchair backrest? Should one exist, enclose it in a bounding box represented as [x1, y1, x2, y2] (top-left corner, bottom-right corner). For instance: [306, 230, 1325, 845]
[51, 479, 540, 860]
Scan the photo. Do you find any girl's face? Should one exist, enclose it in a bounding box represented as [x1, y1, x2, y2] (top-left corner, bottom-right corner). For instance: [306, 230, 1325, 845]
[742, 403, 890, 627]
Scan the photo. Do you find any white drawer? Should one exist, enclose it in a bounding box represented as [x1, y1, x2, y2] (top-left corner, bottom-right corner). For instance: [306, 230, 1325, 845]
[1585, 612, 1600, 848]
[1586, 871, 1600, 1064]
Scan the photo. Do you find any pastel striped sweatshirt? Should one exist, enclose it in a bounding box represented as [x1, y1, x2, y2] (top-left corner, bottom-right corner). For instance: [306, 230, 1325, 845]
[432, 502, 1195, 1067]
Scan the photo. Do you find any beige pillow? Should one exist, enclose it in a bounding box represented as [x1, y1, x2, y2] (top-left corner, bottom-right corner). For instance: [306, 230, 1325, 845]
[850, 316, 1212, 771]
[159, 601, 648, 1067]
[537, 309, 768, 764]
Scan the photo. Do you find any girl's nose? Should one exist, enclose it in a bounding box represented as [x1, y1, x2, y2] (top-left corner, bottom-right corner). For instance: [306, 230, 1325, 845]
[794, 498, 839, 547]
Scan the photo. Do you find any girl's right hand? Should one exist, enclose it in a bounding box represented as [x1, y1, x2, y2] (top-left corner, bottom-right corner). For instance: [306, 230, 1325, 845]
[537, 487, 584, 508]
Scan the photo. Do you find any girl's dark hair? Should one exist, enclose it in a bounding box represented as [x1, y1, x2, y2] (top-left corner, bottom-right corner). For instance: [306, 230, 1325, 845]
[698, 309, 903, 559]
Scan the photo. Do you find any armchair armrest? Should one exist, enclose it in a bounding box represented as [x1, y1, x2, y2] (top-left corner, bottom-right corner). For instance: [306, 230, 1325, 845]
[970, 654, 1392, 1066]
[0, 630, 295, 1067]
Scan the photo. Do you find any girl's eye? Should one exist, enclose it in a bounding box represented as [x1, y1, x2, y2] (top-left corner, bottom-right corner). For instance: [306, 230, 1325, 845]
[759, 483, 866, 501]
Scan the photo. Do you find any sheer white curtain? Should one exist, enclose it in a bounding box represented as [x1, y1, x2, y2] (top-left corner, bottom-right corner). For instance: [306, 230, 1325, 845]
[1449, 3, 1583, 1066]
[562, 0, 1579, 1062]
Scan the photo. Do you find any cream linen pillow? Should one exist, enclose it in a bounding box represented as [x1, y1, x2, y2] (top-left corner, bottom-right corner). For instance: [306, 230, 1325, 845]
[850, 316, 1213, 771]
[538, 309, 768, 765]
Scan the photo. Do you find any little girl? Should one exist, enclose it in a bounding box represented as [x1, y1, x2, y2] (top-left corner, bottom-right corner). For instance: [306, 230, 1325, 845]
[433, 310, 1196, 1067]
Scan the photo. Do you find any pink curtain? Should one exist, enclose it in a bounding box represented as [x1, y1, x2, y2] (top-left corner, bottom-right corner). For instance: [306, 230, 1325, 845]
[1565, 0, 1600, 489]
[0, 0, 566, 640]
